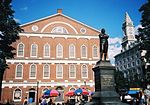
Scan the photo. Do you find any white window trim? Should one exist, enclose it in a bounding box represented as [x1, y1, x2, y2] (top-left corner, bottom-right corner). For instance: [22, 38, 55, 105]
[13, 88, 22, 102]
[15, 64, 23, 79]
[56, 43, 63, 58]
[69, 64, 76, 79]
[29, 64, 37, 79]
[81, 64, 88, 78]
[69, 87, 76, 91]
[92, 45, 99, 59]
[30, 43, 38, 57]
[56, 64, 63, 79]
[17, 42, 25, 57]
[81, 45, 87, 58]
[43, 44, 50, 58]
[69, 44, 76, 58]
[80, 28, 86, 34]
[43, 64, 50, 79]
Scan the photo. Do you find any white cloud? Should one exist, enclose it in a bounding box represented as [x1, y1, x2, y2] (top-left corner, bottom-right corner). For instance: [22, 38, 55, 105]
[108, 37, 122, 65]
[108, 37, 122, 44]
[14, 18, 21, 23]
[20, 6, 28, 11]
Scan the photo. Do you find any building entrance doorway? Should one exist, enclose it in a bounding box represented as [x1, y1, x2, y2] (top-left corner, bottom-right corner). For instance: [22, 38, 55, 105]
[55, 86, 64, 103]
[28, 88, 36, 103]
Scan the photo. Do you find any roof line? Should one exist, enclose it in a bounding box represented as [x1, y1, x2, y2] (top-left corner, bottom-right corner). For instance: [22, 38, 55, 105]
[20, 13, 59, 26]
[20, 13, 101, 33]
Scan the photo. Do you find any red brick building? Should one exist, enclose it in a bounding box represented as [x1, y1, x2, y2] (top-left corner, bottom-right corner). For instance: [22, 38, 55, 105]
[1, 9, 100, 104]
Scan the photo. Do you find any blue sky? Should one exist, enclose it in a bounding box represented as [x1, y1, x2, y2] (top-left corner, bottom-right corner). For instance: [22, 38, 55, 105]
[11, 0, 147, 64]
[12, 0, 147, 38]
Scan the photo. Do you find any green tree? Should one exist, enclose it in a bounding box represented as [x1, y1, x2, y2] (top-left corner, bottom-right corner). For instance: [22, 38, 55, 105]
[114, 70, 129, 93]
[0, 0, 22, 100]
[138, 0, 150, 85]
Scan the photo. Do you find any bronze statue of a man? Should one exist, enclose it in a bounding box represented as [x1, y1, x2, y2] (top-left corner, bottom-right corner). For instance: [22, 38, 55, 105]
[99, 28, 109, 61]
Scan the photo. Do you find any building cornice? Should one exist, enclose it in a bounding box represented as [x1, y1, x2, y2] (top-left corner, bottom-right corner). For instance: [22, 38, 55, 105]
[19, 32, 99, 39]
[2, 81, 94, 88]
[6, 59, 98, 65]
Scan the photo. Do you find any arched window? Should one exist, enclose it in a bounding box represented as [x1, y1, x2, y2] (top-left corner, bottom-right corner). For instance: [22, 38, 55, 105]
[56, 64, 63, 78]
[69, 44, 75, 58]
[81, 65, 88, 78]
[43, 64, 50, 79]
[44, 44, 50, 57]
[69, 64, 76, 78]
[51, 26, 68, 34]
[81, 45, 87, 58]
[69, 87, 76, 91]
[93, 45, 98, 58]
[15, 64, 23, 79]
[56, 44, 63, 58]
[13, 88, 22, 101]
[31, 44, 38, 57]
[17, 43, 24, 57]
[30, 64, 36, 79]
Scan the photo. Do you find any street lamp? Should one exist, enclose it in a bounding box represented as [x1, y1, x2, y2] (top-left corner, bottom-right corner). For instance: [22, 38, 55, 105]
[84, 80, 86, 89]
[36, 81, 39, 105]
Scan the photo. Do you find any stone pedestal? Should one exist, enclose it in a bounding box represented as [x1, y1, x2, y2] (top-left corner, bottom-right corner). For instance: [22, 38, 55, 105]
[86, 60, 127, 105]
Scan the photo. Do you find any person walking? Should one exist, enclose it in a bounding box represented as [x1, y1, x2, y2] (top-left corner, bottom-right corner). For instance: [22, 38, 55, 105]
[23, 97, 28, 105]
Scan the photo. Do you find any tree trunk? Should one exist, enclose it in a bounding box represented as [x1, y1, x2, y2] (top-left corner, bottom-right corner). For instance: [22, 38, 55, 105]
[0, 71, 4, 101]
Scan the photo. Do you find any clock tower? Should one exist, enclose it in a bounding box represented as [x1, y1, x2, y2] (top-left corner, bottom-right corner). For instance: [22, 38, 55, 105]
[122, 12, 136, 51]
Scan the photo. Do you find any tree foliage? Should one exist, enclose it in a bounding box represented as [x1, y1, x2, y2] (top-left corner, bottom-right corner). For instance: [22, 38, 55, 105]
[0, 0, 22, 69]
[114, 70, 129, 93]
[0, 0, 23, 100]
[137, 0, 150, 86]
[139, 0, 150, 39]
[138, 0, 150, 60]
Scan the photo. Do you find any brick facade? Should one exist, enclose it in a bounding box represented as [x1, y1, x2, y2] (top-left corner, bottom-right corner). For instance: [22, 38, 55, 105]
[1, 10, 100, 104]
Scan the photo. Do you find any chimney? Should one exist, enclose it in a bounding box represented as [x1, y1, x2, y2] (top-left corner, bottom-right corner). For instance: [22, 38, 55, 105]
[57, 9, 62, 14]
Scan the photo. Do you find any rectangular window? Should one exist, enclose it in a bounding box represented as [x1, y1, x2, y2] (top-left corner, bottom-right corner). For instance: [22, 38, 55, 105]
[31, 44, 37, 57]
[81, 46, 87, 58]
[56, 64, 63, 78]
[16, 65, 23, 79]
[43, 65, 50, 79]
[17, 44, 24, 57]
[69, 44, 75, 58]
[82, 65, 88, 78]
[56, 44, 63, 58]
[30, 65, 36, 79]
[69, 65, 76, 78]
[17, 71, 22, 77]
[44, 44, 50, 57]
[93, 46, 98, 58]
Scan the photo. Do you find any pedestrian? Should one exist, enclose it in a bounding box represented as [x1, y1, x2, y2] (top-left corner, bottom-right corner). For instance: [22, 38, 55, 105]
[132, 97, 137, 105]
[39, 97, 43, 105]
[23, 97, 28, 105]
[5, 100, 11, 105]
[48, 98, 53, 105]
[28, 97, 33, 105]
[147, 98, 150, 105]
[41, 98, 47, 105]
[140, 93, 145, 105]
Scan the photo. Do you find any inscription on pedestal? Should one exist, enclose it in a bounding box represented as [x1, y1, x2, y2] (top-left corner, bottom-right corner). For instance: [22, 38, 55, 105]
[101, 74, 114, 90]
[101, 75, 113, 86]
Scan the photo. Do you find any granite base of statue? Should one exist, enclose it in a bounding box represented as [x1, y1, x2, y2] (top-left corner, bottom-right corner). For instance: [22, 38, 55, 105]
[86, 60, 127, 105]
